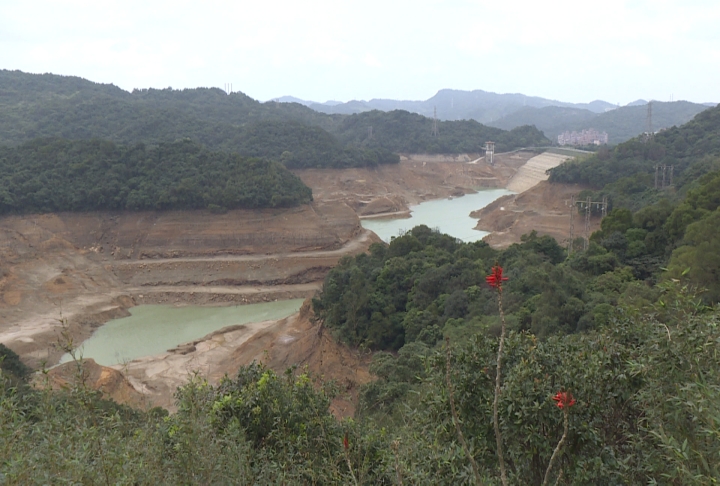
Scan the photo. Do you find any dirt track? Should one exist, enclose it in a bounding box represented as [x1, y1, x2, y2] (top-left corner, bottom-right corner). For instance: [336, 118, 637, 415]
[3, 151, 599, 414]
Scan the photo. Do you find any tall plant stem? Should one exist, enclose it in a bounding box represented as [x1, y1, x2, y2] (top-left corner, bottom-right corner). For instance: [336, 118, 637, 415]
[543, 406, 569, 486]
[445, 338, 482, 485]
[344, 448, 358, 486]
[493, 292, 509, 486]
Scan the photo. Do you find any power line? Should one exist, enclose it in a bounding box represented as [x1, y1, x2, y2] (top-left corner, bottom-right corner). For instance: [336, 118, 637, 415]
[569, 195, 608, 253]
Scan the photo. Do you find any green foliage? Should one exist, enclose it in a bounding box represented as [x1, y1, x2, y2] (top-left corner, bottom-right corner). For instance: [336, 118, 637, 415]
[0, 344, 31, 382]
[666, 209, 720, 302]
[0, 70, 546, 171]
[549, 104, 720, 213]
[0, 138, 312, 214]
[334, 110, 549, 154]
[490, 101, 710, 144]
[314, 225, 652, 350]
[393, 294, 720, 484]
[223, 120, 400, 169]
[0, 361, 391, 485]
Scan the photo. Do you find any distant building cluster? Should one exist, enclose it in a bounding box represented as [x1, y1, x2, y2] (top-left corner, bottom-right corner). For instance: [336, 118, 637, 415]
[558, 129, 609, 146]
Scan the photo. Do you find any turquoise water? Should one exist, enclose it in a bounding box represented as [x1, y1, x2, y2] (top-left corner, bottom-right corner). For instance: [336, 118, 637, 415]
[361, 188, 513, 242]
[60, 299, 305, 366]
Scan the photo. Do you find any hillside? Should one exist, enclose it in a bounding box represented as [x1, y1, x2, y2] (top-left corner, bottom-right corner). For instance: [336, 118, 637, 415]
[332, 110, 549, 154]
[490, 100, 711, 144]
[0, 138, 313, 214]
[278, 85, 712, 146]
[4, 104, 720, 484]
[548, 103, 720, 295]
[0, 70, 546, 166]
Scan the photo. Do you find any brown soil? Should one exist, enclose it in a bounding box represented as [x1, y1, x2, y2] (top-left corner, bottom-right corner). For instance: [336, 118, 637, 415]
[293, 152, 533, 217]
[114, 299, 371, 416]
[0, 201, 370, 368]
[2, 151, 592, 416]
[43, 358, 147, 408]
[473, 181, 601, 248]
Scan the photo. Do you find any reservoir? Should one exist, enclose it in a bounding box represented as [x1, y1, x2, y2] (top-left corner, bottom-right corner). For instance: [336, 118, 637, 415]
[59, 299, 305, 366]
[58, 190, 510, 368]
[361, 188, 513, 243]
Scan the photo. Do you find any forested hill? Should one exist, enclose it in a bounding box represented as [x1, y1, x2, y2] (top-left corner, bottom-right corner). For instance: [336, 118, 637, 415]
[5, 88, 720, 485]
[548, 103, 720, 195]
[0, 70, 548, 167]
[333, 110, 548, 153]
[545, 103, 720, 297]
[0, 138, 312, 214]
[488, 100, 711, 144]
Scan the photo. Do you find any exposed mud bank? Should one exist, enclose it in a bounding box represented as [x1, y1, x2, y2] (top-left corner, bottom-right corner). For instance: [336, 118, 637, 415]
[0, 201, 372, 367]
[474, 181, 601, 248]
[3, 151, 594, 415]
[107, 299, 372, 416]
[294, 152, 534, 219]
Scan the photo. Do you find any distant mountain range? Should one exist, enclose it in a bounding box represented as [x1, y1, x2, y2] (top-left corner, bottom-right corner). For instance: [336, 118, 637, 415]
[275, 90, 717, 144]
[487, 101, 711, 144]
[273, 89, 619, 122]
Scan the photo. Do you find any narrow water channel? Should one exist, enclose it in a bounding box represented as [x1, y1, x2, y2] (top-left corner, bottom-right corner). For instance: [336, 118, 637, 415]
[361, 188, 513, 243]
[59, 299, 305, 366]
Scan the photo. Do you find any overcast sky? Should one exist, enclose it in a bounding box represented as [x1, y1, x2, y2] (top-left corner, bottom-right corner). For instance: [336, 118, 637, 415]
[1, 0, 718, 105]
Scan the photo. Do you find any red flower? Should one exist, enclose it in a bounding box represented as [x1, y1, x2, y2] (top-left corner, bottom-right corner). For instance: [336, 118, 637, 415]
[343, 433, 349, 451]
[486, 265, 508, 291]
[552, 391, 576, 409]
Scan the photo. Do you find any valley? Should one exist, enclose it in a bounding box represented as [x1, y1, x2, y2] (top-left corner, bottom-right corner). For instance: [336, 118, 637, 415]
[1, 151, 582, 412]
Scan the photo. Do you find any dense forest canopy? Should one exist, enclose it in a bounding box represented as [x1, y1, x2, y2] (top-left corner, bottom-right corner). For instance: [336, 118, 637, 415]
[334, 110, 548, 154]
[0, 70, 548, 170]
[546, 104, 720, 300]
[0, 138, 313, 214]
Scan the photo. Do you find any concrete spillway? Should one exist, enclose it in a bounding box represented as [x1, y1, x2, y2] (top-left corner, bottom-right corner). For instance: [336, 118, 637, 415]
[506, 153, 571, 193]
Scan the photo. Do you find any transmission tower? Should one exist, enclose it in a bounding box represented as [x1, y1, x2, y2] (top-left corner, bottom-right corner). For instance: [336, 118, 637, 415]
[570, 195, 609, 252]
[654, 165, 674, 189]
[569, 195, 575, 254]
[584, 196, 592, 250]
[646, 101, 653, 136]
[484, 141, 495, 166]
[431, 106, 438, 137]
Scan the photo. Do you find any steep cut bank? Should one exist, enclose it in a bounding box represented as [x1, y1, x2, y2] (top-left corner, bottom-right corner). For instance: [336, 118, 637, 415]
[473, 180, 601, 248]
[107, 299, 371, 416]
[295, 151, 534, 218]
[3, 150, 590, 415]
[0, 201, 374, 368]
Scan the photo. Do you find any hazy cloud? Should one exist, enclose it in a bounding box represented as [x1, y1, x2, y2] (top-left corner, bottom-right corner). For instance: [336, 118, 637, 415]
[0, 0, 717, 104]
